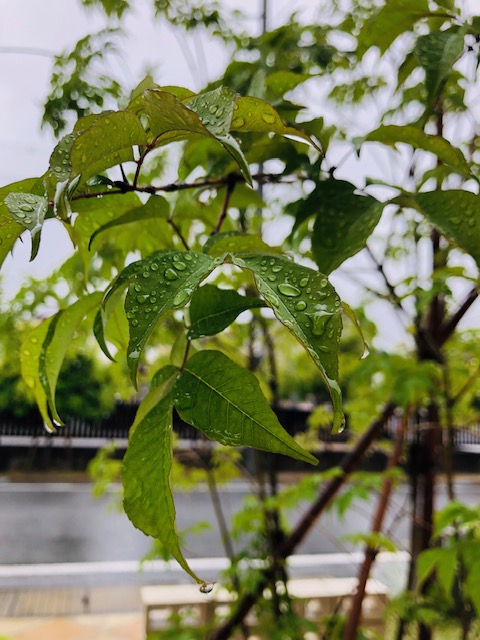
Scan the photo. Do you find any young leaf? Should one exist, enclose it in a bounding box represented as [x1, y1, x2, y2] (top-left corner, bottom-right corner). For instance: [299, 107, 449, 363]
[309, 179, 383, 274]
[203, 231, 282, 257]
[400, 190, 480, 268]
[415, 27, 466, 107]
[20, 317, 56, 433]
[231, 96, 319, 150]
[70, 111, 149, 179]
[88, 195, 169, 249]
[123, 250, 220, 383]
[4, 193, 48, 260]
[188, 284, 265, 339]
[123, 391, 203, 584]
[173, 350, 317, 465]
[364, 125, 470, 176]
[39, 292, 103, 429]
[231, 254, 344, 432]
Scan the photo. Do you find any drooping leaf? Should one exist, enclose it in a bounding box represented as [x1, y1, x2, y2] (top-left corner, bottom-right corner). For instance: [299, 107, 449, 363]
[232, 254, 344, 432]
[309, 179, 383, 274]
[173, 350, 317, 464]
[123, 391, 203, 584]
[187, 86, 236, 136]
[364, 125, 470, 176]
[88, 195, 169, 249]
[188, 284, 265, 339]
[415, 27, 466, 107]
[130, 365, 180, 435]
[399, 190, 480, 268]
[70, 111, 149, 180]
[342, 301, 369, 359]
[231, 96, 318, 150]
[39, 293, 103, 429]
[94, 309, 115, 361]
[203, 231, 282, 256]
[142, 90, 252, 183]
[356, 0, 430, 56]
[49, 132, 81, 183]
[123, 250, 219, 382]
[4, 193, 48, 261]
[20, 317, 56, 433]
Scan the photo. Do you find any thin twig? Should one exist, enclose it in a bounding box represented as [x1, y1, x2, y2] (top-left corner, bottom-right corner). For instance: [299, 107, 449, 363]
[168, 217, 190, 251]
[212, 175, 236, 235]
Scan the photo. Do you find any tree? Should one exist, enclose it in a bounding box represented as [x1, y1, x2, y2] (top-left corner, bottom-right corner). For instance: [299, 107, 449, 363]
[3, 1, 480, 638]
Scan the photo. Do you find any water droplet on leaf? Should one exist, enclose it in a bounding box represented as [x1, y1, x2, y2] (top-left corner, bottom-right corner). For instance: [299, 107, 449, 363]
[278, 283, 301, 297]
[173, 289, 190, 306]
[165, 269, 178, 280]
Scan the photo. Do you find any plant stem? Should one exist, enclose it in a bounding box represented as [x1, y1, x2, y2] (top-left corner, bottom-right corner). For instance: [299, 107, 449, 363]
[212, 175, 236, 235]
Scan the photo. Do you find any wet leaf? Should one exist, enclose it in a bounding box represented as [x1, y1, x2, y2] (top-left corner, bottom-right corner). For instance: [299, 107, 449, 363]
[188, 284, 265, 339]
[174, 350, 317, 464]
[415, 27, 466, 107]
[310, 179, 384, 274]
[123, 391, 203, 584]
[0, 178, 42, 269]
[364, 125, 470, 176]
[203, 231, 282, 256]
[122, 250, 219, 383]
[4, 192, 48, 261]
[231, 95, 318, 150]
[88, 195, 169, 249]
[232, 254, 344, 432]
[187, 86, 236, 137]
[400, 190, 480, 268]
[70, 111, 148, 179]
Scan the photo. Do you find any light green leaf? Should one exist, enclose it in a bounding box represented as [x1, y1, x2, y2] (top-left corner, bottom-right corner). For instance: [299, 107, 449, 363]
[70, 111, 149, 179]
[4, 193, 48, 261]
[142, 90, 252, 183]
[310, 179, 384, 274]
[415, 27, 466, 106]
[417, 548, 444, 586]
[357, 0, 430, 56]
[188, 284, 265, 339]
[231, 96, 318, 150]
[401, 190, 480, 268]
[342, 301, 368, 359]
[88, 195, 169, 249]
[124, 250, 219, 383]
[20, 317, 56, 433]
[130, 365, 179, 436]
[265, 71, 311, 96]
[232, 254, 344, 432]
[39, 292, 103, 429]
[364, 125, 470, 176]
[187, 86, 236, 136]
[203, 231, 282, 256]
[123, 391, 203, 584]
[436, 547, 457, 598]
[174, 350, 317, 464]
[94, 309, 115, 361]
[49, 132, 81, 183]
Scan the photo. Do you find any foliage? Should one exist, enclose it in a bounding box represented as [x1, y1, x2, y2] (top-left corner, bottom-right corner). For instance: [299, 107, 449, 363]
[4, 3, 480, 635]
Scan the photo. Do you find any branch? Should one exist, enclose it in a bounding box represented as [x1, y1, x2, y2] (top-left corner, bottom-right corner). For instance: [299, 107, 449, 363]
[209, 402, 396, 640]
[366, 245, 409, 317]
[211, 174, 236, 235]
[167, 217, 190, 251]
[438, 286, 479, 346]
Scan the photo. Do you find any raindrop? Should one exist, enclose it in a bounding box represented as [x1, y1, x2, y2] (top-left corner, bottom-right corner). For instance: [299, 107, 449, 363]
[209, 105, 217, 114]
[269, 295, 280, 307]
[320, 278, 328, 288]
[19, 204, 34, 213]
[142, 271, 151, 278]
[184, 254, 193, 261]
[145, 307, 152, 314]
[173, 261, 187, 271]
[271, 265, 282, 273]
[261, 113, 276, 124]
[126, 311, 136, 319]
[131, 319, 139, 326]
[278, 283, 301, 297]
[24, 218, 32, 224]
[150, 262, 159, 271]
[299, 277, 309, 288]
[216, 107, 224, 117]
[134, 284, 142, 293]
[165, 269, 178, 280]
[24, 195, 37, 204]
[232, 117, 245, 128]
[295, 301, 307, 311]
[267, 275, 276, 282]
[199, 583, 215, 594]
[137, 295, 149, 304]
[173, 289, 190, 306]
[150, 296, 157, 304]
[15, 212, 26, 219]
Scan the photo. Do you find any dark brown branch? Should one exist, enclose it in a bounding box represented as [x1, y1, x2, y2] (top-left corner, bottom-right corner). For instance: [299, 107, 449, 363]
[209, 402, 396, 640]
[438, 286, 479, 347]
[167, 217, 190, 251]
[212, 174, 236, 235]
[366, 245, 409, 317]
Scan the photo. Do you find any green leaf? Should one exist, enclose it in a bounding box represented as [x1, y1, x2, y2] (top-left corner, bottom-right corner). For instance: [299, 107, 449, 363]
[231, 96, 318, 150]
[309, 179, 383, 274]
[70, 111, 149, 179]
[436, 547, 457, 598]
[123, 250, 219, 383]
[39, 293, 103, 429]
[142, 90, 252, 184]
[4, 193, 48, 261]
[203, 231, 282, 257]
[417, 548, 443, 587]
[123, 391, 203, 584]
[357, 0, 430, 56]
[265, 71, 311, 96]
[93, 309, 115, 362]
[232, 254, 344, 432]
[88, 195, 169, 249]
[415, 27, 466, 107]
[173, 350, 317, 464]
[364, 125, 470, 176]
[20, 317, 56, 433]
[187, 86, 236, 137]
[131, 365, 180, 436]
[342, 301, 368, 359]
[188, 284, 265, 339]
[402, 190, 480, 268]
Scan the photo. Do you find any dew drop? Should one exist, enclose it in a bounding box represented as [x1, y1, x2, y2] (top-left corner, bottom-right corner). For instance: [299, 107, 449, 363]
[199, 582, 215, 594]
[271, 265, 282, 273]
[150, 296, 157, 304]
[173, 261, 187, 271]
[267, 275, 276, 282]
[165, 268, 178, 280]
[278, 283, 301, 297]
[131, 319, 139, 326]
[232, 116, 245, 128]
[137, 295, 149, 304]
[134, 284, 142, 293]
[150, 262, 159, 271]
[142, 271, 151, 278]
[15, 212, 26, 219]
[19, 204, 34, 213]
[173, 289, 190, 306]
[269, 295, 280, 307]
[295, 301, 307, 311]
[261, 112, 276, 124]
[209, 105, 217, 114]
[184, 253, 193, 261]
[299, 277, 309, 288]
